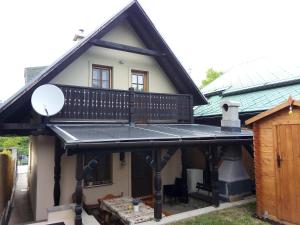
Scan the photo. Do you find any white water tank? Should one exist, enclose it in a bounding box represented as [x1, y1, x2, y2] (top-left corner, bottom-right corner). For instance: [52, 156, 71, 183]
[187, 169, 203, 193]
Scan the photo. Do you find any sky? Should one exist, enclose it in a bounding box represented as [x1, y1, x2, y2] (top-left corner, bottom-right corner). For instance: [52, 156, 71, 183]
[0, 0, 300, 101]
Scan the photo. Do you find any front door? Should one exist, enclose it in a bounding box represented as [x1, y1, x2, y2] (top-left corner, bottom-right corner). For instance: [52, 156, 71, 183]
[131, 152, 153, 198]
[276, 124, 300, 224]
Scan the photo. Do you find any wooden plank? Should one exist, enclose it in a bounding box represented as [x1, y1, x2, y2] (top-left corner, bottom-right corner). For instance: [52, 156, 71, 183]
[90, 39, 164, 57]
[254, 128, 273, 147]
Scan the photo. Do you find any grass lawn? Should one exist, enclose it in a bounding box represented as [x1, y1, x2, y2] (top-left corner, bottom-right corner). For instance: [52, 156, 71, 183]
[173, 203, 268, 225]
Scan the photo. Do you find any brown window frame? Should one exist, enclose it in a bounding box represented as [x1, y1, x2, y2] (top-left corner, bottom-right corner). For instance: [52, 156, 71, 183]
[83, 153, 113, 187]
[92, 64, 113, 89]
[131, 70, 148, 92]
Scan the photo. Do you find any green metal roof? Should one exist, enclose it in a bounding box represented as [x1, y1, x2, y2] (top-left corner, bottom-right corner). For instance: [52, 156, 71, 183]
[194, 82, 300, 117]
[201, 58, 300, 96]
[195, 58, 300, 117]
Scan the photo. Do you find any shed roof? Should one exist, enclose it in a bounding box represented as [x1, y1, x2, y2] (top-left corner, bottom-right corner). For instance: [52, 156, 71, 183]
[245, 97, 300, 125]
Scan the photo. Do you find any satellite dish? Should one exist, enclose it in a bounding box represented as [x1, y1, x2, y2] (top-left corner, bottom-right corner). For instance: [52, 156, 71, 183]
[31, 84, 65, 117]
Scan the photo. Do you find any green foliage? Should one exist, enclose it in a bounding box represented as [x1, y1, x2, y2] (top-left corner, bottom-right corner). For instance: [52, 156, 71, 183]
[0, 136, 29, 156]
[0, 149, 12, 158]
[173, 203, 267, 225]
[201, 68, 223, 87]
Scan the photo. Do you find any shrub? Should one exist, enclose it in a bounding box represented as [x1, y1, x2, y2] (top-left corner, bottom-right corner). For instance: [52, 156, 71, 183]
[0, 149, 12, 158]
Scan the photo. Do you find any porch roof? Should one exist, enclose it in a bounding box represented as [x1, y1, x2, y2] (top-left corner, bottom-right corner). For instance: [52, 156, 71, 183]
[48, 123, 252, 152]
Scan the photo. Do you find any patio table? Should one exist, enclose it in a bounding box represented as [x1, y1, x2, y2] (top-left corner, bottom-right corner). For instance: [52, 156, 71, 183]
[101, 196, 157, 224]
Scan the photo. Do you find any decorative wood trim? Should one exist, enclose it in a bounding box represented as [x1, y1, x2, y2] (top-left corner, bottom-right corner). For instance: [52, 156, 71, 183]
[246, 98, 300, 125]
[153, 149, 162, 221]
[54, 138, 63, 206]
[161, 148, 177, 170]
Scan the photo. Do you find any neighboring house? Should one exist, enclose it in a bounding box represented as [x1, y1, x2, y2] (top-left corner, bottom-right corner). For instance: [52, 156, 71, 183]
[24, 66, 48, 85]
[194, 58, 300, 125]
[0, 1, 252, 224]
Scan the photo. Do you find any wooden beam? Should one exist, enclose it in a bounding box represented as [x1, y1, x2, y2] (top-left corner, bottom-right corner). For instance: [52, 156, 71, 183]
[209, 146, 221, 207]
[53, 139, 63, 206]
[75, 154, 83, 225]
[135, 151, 155, 169]
[153, 149, 162, 221]
[243, 144, 254, 158]
[161, 148, 177, 170]
[0, 123, 47, 136]
[90, 39, 164, 57]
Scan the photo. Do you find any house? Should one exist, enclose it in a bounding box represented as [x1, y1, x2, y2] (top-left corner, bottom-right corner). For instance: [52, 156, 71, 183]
[194, 58, 300, 125]
[24, 66, 48, 85]
[0, 1, 252, 224]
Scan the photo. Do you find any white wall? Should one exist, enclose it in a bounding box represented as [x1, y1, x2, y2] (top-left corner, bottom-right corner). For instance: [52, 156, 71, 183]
[51, 20, 177, 94]
[35, 136, 55, 220]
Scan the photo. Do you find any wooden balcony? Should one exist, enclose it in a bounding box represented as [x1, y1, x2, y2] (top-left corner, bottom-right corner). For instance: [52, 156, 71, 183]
[52, 84, 194, 123]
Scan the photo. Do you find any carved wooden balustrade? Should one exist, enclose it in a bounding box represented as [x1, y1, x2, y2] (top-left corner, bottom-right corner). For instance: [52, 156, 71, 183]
[53, 84, 194, 123]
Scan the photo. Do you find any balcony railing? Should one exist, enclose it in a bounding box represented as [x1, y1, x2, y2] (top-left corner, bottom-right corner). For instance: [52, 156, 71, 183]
[52, 84, 194, 123]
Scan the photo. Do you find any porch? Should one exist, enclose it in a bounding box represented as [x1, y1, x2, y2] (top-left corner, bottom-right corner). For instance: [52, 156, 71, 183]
[49, 123, 252, 225]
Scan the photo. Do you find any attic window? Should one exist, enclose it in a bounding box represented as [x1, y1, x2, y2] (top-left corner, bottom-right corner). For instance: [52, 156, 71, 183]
[92, 65, 112, 89]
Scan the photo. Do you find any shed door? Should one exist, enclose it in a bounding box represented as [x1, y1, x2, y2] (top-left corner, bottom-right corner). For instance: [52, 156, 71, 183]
[276, 124, 300, 224]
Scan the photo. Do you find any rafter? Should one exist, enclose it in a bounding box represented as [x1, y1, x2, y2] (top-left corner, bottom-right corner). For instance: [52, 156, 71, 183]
[90, 39, 164, 57]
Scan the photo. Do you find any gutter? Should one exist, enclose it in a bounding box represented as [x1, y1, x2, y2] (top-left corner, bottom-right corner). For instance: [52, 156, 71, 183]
[64, 138, 253, 152]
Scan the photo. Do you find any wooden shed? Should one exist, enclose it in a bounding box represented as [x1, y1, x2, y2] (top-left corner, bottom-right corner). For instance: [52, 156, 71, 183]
[246, 97, 300, 225]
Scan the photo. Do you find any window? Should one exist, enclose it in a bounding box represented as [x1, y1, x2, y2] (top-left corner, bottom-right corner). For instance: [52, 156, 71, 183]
[92, 65, 112, 89]
[83, 153, 112, 187]
[131, 70, 148, 92]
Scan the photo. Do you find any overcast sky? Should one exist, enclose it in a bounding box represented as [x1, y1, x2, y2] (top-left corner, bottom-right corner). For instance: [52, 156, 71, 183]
[0, 0, 300, 101]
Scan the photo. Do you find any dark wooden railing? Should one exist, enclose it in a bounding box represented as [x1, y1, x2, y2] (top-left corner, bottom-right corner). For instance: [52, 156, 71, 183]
[53, 84, 194, 123]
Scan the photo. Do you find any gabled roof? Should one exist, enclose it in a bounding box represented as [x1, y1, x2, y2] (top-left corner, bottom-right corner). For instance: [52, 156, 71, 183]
[245, 97, 300, 125]
[194, 58, 300, 118]
[0, 1, 206, 123]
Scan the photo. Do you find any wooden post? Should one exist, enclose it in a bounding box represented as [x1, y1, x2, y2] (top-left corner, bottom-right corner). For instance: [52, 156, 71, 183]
[189, 95, 194, 123]
[154, 149, 162, 221]
[129, 87, 135, 125]
[75, 154, 83, 225]
[54, 139, 62, 206]
[210, 146, 220, 207]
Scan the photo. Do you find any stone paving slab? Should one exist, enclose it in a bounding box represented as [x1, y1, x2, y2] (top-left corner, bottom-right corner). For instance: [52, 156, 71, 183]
[8, 166, 34, 225]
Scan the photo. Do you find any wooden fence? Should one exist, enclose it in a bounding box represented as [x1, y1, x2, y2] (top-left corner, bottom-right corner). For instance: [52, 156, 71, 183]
[0, 154, 16, 225]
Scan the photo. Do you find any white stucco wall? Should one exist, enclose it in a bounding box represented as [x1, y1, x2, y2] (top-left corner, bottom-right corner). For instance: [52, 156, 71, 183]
[30, 137, 182, 220]
[51, 20, 177, 94]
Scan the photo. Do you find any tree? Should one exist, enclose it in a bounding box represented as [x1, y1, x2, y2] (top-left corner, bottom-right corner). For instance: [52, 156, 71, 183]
[0, 137, 29, 156]
[201, 68, 223, 87]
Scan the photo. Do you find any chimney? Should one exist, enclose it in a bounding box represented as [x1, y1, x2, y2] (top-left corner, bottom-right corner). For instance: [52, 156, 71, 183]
[73, 29, 85, 42]
[220, 100, 241, 132]
[218, 100, 253, 201]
